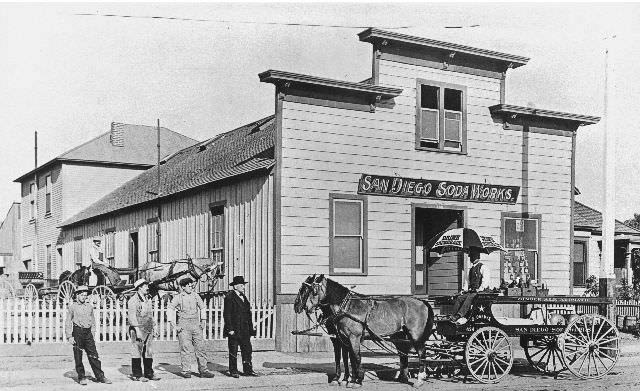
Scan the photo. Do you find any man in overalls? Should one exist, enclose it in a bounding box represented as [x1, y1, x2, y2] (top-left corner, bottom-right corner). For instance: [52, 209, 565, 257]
[128, 278, 160, 382]
[65, 285, 112, 386]
[450, 248, 491, 324]
[168, 278, 215, 378]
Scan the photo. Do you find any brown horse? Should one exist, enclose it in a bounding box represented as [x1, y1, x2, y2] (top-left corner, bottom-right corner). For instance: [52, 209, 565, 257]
[294, 275, 351, 385]
[137, 257, 224, 294]
[297, 274, 434, 387]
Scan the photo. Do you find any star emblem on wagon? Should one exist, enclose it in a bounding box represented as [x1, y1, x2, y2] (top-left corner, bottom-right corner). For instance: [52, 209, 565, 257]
[479, 305, 485, 313]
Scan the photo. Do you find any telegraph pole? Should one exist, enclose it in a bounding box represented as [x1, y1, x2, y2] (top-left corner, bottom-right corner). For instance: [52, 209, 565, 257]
[601, 36, 617, 319]
[157, 119, 162, 263]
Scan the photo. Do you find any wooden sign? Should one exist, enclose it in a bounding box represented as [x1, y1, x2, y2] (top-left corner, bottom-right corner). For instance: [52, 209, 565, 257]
[357, 174, 519, 204]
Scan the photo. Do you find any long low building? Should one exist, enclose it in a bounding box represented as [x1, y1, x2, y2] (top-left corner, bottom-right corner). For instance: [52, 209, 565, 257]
[59, 28, 601, 351]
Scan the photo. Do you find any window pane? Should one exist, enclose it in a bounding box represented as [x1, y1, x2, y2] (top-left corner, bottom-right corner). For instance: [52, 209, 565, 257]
[420, 109, 438, 141]
[333, 237, 361, 269]
[421, 85, 438, 109]
[444, 111, 461, 142]
[335, 201, 361, 235]
[444, 89, 461, 111]
[573, 243, 586, 286]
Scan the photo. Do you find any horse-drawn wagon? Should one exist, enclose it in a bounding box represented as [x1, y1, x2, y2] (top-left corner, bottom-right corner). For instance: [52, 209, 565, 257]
[53, 256, 225, 304]
[294, 275, 620, 387]
[0, 272, 42, 299]
[427, 293, 619, 383]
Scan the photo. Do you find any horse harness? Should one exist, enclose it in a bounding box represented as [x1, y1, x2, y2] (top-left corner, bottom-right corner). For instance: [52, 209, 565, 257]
[302, 280, 411, 357]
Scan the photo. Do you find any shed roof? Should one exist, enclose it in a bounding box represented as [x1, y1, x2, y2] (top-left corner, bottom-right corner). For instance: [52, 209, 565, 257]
[15, 123, 197, 182]
[574, 201, 640, 235]
[61, 116, 275, 227]
[358, 28, 529, 69]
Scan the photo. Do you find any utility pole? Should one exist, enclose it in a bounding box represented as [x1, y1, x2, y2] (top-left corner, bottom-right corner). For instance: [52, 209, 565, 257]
[34, 131, 38, 273]
[601, 36, 617, 319]
[157, 119, 162, 263]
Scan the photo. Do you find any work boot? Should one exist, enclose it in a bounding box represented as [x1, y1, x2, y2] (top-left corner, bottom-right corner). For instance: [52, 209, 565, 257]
[79, 378, 88, 386]
[178, 371, 191, 378]
[98, 377, 112, 384]
[199, 369, 215, 378]
[228, 371, 240, 378]
[132, 376, 148, 382]
[242, 363, 258, 376]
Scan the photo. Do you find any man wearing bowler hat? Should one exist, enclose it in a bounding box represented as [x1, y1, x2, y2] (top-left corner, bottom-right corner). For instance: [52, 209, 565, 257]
[65, 285, 111, 385]
[224, 276, 257, 377]
[128, 278, 160, 382]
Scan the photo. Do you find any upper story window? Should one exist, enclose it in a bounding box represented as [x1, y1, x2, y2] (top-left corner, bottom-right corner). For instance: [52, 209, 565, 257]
[147, 219, 159, 263]
[45, 175, 52, 215]
[209, 204, 225, 265]
[29, 183, 36, 220]
[416, 79, 467, 153]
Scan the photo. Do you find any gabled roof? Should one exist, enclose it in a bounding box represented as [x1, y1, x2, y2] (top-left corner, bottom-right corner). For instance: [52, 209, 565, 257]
[61, 116, 275, 227]
[15, 123, 198, 182]
[574, 201, 640, 236]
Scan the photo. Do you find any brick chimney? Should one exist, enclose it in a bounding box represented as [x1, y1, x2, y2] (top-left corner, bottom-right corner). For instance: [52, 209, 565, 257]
[110, 122, 125, 147]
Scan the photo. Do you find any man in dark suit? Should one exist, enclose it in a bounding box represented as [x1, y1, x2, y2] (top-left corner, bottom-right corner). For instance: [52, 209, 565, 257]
[224, 276, 257, 378]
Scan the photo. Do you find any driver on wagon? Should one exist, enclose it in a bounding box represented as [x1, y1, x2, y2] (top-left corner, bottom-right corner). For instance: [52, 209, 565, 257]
[449, 247, 491, 324]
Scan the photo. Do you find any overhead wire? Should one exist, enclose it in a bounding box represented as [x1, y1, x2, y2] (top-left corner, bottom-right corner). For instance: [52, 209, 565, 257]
[72, 12, 414, 30]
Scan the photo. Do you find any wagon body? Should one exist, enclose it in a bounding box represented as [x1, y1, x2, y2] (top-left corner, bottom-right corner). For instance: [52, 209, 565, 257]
[426, 293, 620, 383]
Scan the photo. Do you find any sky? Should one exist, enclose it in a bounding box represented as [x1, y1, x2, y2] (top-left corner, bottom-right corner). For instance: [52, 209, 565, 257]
[1, 2, 639, 223]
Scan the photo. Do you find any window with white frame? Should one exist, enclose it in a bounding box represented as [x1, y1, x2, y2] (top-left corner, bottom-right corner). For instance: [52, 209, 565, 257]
[209, 205, 225, 266]
[572, 240, 588, 287]
[416, 79, 466, 153]
[147, 220, 158, 262]
[46, 244, 52, 280]
[105, 230, 115, 267]
[29, 183, 36, 220]
[330, 194, 367, 275]
[45, 175, 52, 215]
[501, 216, 540, 284]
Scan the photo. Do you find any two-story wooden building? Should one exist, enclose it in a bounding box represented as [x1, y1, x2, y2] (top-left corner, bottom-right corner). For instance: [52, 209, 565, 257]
[59, 29, 600, 351]
[14, 122, 197, 284]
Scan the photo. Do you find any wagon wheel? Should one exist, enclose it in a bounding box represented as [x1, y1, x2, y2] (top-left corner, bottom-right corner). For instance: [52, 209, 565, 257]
[0, 279, 15, 299]
[560, 314, 620, 380]
[91, 285, 115, 307]
[465, 326, 513, 384]
[22, 283, 38, 300]
[522, 335, 565, 375]
[58, 280, 76, 303]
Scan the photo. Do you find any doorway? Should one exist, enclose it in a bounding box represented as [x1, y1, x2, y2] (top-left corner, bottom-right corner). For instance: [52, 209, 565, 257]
[414, 207, 464, 296]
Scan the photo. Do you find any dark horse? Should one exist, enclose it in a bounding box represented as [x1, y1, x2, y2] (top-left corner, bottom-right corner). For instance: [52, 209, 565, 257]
[294, 275, 351, 385]
[295, 274, 434, 387]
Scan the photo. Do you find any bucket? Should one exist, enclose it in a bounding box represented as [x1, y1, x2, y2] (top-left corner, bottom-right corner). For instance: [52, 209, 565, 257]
[617, 315, 626, 330]
[624, 315, 638, 331]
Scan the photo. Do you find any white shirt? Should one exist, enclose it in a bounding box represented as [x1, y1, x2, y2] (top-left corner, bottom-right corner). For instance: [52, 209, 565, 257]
[89, 243, 107, 266]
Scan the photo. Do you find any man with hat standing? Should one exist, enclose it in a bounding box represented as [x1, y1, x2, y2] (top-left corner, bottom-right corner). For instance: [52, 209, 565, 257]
[65, 285, 111, 385]
[168, 277, 215, 378]
[127, 278, 160, 382]
[224, 276, 257, 378]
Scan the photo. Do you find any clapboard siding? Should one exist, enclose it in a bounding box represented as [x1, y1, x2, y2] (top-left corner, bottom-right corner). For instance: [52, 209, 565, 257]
[278, 55, 574, 295]
[59, 174, 274, 305]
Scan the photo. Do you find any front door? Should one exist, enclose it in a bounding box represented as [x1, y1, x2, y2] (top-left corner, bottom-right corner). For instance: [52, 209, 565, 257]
[414, 208, 463, 296]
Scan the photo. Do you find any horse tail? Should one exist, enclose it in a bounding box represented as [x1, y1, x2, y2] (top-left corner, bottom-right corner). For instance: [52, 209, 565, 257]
[418, 299, 435, 344]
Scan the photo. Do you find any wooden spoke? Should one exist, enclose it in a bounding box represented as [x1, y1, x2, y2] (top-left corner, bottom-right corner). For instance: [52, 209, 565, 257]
[561, 314, 619, 380]
[23, 284, 38, 300]
[465, 327, 512, 384]
[523, 336, 565, 374]
[57, 281, 76, 303]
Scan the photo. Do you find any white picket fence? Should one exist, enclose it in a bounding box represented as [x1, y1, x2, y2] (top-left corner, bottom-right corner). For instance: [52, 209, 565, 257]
[0, 297, 275, 344]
